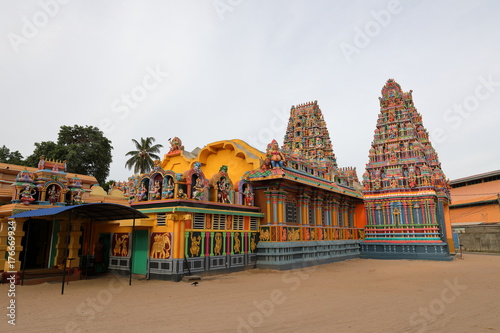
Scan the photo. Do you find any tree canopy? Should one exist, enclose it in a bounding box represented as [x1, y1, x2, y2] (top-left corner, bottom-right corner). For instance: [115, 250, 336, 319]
[125, 137, 163, 174]
[23, 125, 113, 185]
[0, 145, 24, 165]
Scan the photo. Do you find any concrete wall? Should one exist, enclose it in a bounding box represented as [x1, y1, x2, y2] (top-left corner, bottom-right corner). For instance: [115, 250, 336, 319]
[458, 226, 500, 253]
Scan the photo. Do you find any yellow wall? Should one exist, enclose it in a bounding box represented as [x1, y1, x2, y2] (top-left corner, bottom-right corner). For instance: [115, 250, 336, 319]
[161, 139, 264, 181]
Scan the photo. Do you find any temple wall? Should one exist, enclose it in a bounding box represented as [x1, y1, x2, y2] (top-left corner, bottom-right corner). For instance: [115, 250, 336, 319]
[456, 226, 500, 253]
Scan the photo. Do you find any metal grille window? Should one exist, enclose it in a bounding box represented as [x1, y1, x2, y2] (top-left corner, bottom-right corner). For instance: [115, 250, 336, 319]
[193, 213, 205, 229]
[285, 201, 297, 224]
[233, 215, 244, 230]
[250, 217, 259, 231]
[157, 213, 166, 226]
[308, 206, 315, 225]
[212, 214, 226, 230]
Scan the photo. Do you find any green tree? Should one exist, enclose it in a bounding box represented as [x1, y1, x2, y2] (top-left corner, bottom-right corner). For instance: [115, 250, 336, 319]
[57, 125, 113, 185]
[24, 125, 113, 185]
[102, 179, 116, 193]
[24, 141, 66, 167]
[0, 145, 25, 165]
[125, 137, 163, 174]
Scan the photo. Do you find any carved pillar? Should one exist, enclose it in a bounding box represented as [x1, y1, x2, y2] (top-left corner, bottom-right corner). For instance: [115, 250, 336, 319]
[315, 197, 324, 226]
[264, 191, 272, 224]
[67, 219, 83, 267]
[298, 194, 310, 225]
[324, 199, 332, 226]
[277, 191, 286, 224]
[167, 212, 191, 259]
[332, 200, 339, 226]
[55, 220, 69, 268]
[429, 201, 436, 224]
[296, 196, 303, 225]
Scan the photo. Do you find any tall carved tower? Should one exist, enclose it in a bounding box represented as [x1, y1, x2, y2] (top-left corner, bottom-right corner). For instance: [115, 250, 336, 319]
[360, 79, 454, 260]
[282, 101, 337, 166]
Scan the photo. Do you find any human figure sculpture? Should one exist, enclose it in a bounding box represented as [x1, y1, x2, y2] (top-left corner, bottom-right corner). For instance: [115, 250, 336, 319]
[151, 180, 161, 200]
[20, 184, 36, 204]
[38, 156, 45, 169]
[73, 189, 84, 204]
[165, 178, 174, 199]
[48, 185, 59, 204]
[266, 140, 285, 169]
[168, 137, 184, 153]
[178, 188, 187, 199]
[137, 183, 148, 201]
[243, 186, 253, 206]
[192, 178, 204, 200]
[217, 177, 231, 204]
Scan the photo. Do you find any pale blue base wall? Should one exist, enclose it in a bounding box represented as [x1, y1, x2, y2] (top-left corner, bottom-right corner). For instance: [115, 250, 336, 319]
[256, 240, 362, 270]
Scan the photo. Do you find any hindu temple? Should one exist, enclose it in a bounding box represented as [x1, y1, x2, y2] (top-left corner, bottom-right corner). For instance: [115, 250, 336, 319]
[1, 79, 458, 285]
[360, 79, 454, 260]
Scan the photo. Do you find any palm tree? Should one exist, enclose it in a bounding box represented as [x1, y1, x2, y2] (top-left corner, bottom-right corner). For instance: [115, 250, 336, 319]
[125, 137, 163, 174]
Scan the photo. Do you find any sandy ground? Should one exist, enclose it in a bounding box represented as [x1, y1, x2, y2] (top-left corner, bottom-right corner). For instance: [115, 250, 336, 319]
[1, 253, 499, 333]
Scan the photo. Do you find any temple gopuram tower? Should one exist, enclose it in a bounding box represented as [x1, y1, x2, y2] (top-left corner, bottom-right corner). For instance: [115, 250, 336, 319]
[246, 101, 365, 270]
[360, 79, 454, 260]
[282, 101, 337, 168]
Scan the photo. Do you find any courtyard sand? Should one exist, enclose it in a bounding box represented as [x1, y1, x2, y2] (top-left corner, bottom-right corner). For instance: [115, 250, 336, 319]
[1, 254, 499, 333]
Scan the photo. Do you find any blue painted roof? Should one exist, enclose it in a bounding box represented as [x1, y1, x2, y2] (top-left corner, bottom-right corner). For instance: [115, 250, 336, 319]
[10, 203, 148, 221]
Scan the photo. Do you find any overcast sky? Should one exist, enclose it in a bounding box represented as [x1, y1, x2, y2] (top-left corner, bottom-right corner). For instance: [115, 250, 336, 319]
[1, 0, 499, 183]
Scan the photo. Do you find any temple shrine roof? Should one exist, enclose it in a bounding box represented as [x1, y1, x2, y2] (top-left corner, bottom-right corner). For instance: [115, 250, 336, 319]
[363, 79, 450, 200]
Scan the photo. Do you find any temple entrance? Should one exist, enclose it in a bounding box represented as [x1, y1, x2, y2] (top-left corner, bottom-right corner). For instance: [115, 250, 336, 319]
[20, 219, 54, 269]
[131, 230, 148, 275]
[94, 233, 111, 274]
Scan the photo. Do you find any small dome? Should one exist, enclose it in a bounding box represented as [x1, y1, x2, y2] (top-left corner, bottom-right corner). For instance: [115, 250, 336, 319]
[15, 168, 34, 183]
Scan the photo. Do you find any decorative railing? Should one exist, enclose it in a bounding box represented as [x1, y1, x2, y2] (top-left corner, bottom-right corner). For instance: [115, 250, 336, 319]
[364, 223, 442, 241]
[258, 225, 365, 242]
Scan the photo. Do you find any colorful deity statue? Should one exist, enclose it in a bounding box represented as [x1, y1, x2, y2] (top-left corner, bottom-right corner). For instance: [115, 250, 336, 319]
[192, 177, 204, 200]
[48, 185, 59, 204]
[137, 183, 148, 201]
[150, 180, 162, 200]
[20, 184, 36, 205]
[73, 188, 84, 205]
[168, 137, 184, 154]
[177, 188, 187, 199]
[38, 155, 45, 169]
[153, 159, 161, 170]
[164, 178, 174, 199]
[266, 139, 285, 169]
[128, 188, 136, 204]
[243, 186, 253, 206]
[217, 177, 231, 204]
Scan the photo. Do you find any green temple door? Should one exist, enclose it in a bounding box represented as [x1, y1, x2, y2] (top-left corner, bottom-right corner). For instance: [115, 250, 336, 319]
[131, 230, 148, 275]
